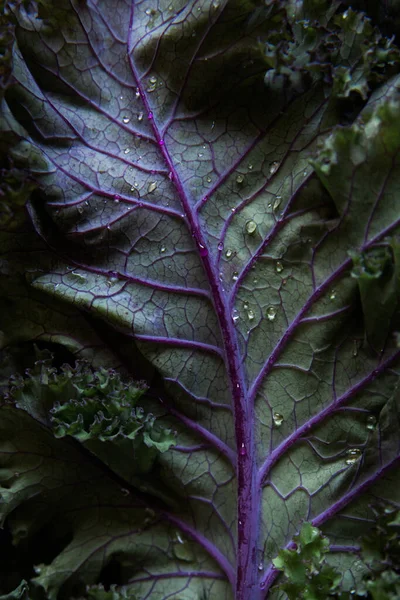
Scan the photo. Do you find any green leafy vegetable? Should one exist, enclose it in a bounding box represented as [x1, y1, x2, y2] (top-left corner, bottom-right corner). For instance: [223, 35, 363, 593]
[1, 0, 400, 599]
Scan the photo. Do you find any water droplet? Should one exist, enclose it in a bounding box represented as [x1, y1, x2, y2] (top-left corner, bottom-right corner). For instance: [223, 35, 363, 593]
[135, 88, 140, 99]
[303, 170, 308, 177]
[160, 245, 166, 254]
[245, 220, 257, 235]
[114, 195, 120, 202]
[71, 271, 87, 282]
[275, 261, 283, 273]
[34, 566, 42, 575]
[269, 161, 279, 175]
[199, 243, 208, 257]
[266, 306, 276, 321]
[239, 443, 246, 456]
[198, 152, 203, 158]
[137, 112, 143, 121]
[121, 488, 130, 496]
[342, 9, 348, 19]
[248, 163, 253, 170]
[77, 206, 84, 214]
[366, 415, 376, 431]
[329, 290, 336, 300]
[148, 182, 157, 193]
[206, 175, 212, 183]
[172, 539, 194, 562]
[119, 95, 124, 101]
[273, 196, 282, 211]
[353, 340, 358, 357]
[145, 7, 153, 15]
[243, 302, 249, 310]
[225, 249, 233, 259]
[124, 148, 130, 154]
[211, 120, 215, 129]
[149, 76, 157, 84]
[258, 562, 263, 571]
[345, 448, 362, 464]
[384, 505, 396, 514]
[122, 116, 130, 124]
[212, 1, 220, 9]
[232, 271, 238, 281]
[218, 242, 223, 251]
[247, 309, 255, 321]
[273, 412, 284, 427]
[236, 174, 244, 184]
[253, 277, 258, 284]
[148, 112, 153, 120]
[232, 309, 239, 324]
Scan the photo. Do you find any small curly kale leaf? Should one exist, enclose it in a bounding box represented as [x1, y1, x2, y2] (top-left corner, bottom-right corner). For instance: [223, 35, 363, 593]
[272, 522, 342, 599]
[5, 353, 176, 473]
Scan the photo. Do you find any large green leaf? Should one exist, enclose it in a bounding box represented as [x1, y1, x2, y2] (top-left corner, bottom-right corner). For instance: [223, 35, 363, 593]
[1, 1, 400, 599]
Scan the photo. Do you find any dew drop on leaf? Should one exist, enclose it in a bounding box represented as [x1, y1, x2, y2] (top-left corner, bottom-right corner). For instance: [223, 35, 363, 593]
[232, 309, 239, 324]
[366, 415, 376, 431]
[148, 112, 153, 120]
[329, 290, 336, 300]
[245, 220, 257, 235]
[269, 161, 279, 175]
[148, 182, 157, 193]
[217, 242, 223, 251]
[345, 448, 362, 464]
[158, 139, 164, 146]
[239, 443, 246, 456]
[120, 488, 130, 496]
[247, 309, 255, 321]
[137, 112, 143, 121]
[124, 148, 130, 154]
[172, 540, 194, 562]
[114, 195, 120, 202]
[266, 306, 277, 321]
[273, 412, 284, 427]
[232, 271, 238, 281]
[160, 245, 166, 253]
[273, 197, 282, 212]
[225, 248, 233, 259]
[248, 163, 253, 170]
[275, 261, 283, 273]
[236, 174, 244, 184]
[258, 562, 263, 571]
[206, 175, 212, 183]
[199, 243, 208, 257]
[149, 76, 157, 84]
[122, 116, 130, 124]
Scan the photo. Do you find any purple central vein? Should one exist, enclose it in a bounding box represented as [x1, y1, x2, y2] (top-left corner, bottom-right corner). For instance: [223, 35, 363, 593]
[126, 7, 254, 593]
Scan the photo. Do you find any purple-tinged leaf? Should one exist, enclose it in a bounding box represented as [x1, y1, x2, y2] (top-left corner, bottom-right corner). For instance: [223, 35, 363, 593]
[1, 1, 400, 599]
